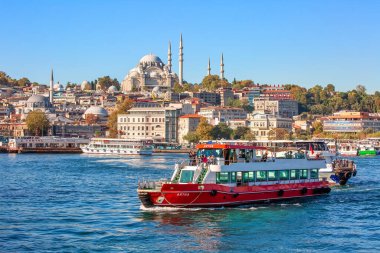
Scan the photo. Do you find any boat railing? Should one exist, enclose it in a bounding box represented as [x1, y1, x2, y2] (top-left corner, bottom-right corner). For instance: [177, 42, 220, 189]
[138, 178, 170, 190]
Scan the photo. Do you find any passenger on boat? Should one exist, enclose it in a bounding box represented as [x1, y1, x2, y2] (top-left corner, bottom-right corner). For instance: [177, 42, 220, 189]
[201, 155, 208, 164]
[189, 150, 196, 166]
[208, 155, 216, 165]
[261, 152, 268, 162]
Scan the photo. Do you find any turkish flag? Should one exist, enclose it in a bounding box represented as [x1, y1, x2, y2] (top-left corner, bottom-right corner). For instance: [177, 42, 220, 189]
[309, 144, 315, 155]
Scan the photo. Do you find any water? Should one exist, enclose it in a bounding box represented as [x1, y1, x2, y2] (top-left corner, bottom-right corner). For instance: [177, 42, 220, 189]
[0, 154, 379, 252]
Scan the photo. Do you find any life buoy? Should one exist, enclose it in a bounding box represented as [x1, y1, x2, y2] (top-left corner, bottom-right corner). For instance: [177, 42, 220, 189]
[278, 189, 284, 197]
[210, 190, 218, 196]
[300, 187, 308, 195]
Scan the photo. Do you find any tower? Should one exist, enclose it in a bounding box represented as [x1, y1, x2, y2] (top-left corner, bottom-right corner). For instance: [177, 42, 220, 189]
[179, 33, 183, 85]
[220, 53, 224, 80]
[168, 41, 172, 72]
[207, 57, 211, 76]
[50, 69, 54, 104]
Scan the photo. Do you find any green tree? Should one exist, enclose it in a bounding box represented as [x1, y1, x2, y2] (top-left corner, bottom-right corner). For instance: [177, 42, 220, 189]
[195, 118, 213, 140]
[312, 121, 323, 135]
[232, 126, 253, 140]
[211, 123, 233, 139]
[201, 75, 222, 91]
[25, 110, 50, 136]
[268, 128, 290, 140]
[17, 77, 31, 87]
[107, 98, 134, 138]
[183, 131, 200, 143]
[173, 82, 184, 93]
[97, 76, 120, 91]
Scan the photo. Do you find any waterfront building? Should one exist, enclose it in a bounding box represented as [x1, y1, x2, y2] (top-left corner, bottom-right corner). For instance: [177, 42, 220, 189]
[178, 114, 202, 144]
[198, 106, 247, 125]
[117, 105, 181, 143]
[228, 119, 249, 129]
[322, 111, 380, 133]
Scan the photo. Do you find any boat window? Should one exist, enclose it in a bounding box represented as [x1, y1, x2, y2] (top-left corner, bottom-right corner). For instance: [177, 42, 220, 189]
[230, 172, 236, 182]
[310, 169, 318, 179]
[248, 171, 255, 182]
[290, 169, 299, 180]
[268, 170, 278, 181]
[256, 171, 267, 182]
[197, 149, 223, 158]
[300, 169, 308, 179]
[179, 170, 194, 183]
[216, 172, 229, 184]
[279, 170, 289, 180]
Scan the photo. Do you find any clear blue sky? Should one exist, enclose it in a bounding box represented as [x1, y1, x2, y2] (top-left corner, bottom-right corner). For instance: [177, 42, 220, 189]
[1, 0, 380, 92]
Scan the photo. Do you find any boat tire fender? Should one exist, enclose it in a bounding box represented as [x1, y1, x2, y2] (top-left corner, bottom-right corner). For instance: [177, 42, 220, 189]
[301, 187, 308, 195]
[210, 190, 218, 196]
[278, 189, 284, 197]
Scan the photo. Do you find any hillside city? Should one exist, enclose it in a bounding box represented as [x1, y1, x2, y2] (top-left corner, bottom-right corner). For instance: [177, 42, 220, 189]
[1, 47, 380, 146]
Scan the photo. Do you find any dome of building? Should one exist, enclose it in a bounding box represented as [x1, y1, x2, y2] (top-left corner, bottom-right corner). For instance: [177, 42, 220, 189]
[107, 85, 118, 93]
[81, 80, 90, 90]
[27, 94, 48, 103]
[139, 54, 163, 64]
[84, 106, 108, 117]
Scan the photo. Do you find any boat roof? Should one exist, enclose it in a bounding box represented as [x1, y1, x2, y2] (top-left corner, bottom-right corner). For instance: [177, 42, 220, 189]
[196, 143, 267, 150]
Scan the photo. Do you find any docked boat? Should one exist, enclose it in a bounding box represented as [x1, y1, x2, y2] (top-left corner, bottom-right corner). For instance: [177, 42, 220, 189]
[81, 138, 153, 155]
[7, 136, 89, 153]
[137, 142, 331, 208]
[337, 140, 358, 156]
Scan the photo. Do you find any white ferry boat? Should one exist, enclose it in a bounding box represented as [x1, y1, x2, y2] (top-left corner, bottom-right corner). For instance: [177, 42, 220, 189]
[81, 138, 153, 155]
[8, 136, 89, 153]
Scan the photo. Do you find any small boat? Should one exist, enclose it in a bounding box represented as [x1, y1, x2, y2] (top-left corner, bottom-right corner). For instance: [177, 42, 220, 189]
[81, 138, 153, 155]
[137, 142, 331, 208]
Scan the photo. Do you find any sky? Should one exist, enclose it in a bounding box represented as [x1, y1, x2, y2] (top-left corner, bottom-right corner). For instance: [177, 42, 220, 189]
[1, 0, 380, 93]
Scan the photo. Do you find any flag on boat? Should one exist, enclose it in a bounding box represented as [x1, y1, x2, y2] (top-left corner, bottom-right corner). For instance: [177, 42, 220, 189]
[309, 144, 314, 155]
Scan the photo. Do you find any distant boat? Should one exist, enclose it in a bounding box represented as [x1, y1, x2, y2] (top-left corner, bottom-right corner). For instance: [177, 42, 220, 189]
[8, 136, 89, 153]
[81, 138, 153, 155]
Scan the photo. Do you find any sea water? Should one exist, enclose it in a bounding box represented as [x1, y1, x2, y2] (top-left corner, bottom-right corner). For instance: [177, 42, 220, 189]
[0, 153, 379, 252]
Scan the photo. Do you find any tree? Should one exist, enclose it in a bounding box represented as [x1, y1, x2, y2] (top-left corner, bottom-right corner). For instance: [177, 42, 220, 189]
[312, 121, 323, 135]
[173, 83, 184, 93]
[183, 131, 200, 143]
[268, 128, 290, 140]
[211, 123, 233, 139]
[356, 84, 366, 95]
[107, 98, 134, 138]
[231, 126, 254, 140]
[17, 77, 31, 87]
[97, 76, 120, 91]
[25, 110, 50, 136]
[201, 75, 222, 91]
[195, 118, 213, 140]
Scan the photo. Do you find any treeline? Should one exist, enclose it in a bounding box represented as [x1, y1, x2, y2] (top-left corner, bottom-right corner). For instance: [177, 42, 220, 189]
[183, 119, 255, 143]
[285, 84, 380, 114]
[0, 71, 120, 92]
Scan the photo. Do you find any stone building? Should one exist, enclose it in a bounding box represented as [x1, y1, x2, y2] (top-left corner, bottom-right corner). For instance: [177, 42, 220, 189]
[178, 114, 202, 144]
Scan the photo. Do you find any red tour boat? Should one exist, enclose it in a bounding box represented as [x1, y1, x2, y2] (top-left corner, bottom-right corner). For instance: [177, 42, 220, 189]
[137, 142, 331, 208]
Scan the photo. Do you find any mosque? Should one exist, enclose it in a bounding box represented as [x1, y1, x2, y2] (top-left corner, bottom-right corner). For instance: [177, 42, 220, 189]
[121, 34, 185, 93]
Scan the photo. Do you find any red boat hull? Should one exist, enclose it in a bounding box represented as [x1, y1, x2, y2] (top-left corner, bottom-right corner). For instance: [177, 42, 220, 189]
[138, 181, 331, 208]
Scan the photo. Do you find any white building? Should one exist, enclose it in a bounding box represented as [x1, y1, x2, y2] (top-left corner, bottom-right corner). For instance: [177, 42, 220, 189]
[117, 106, 181, 142]
[249, 113, 293, 140]
[198, 106, 247, 125]
[178, 114, 202, 144]
[254, 97, 298, 118]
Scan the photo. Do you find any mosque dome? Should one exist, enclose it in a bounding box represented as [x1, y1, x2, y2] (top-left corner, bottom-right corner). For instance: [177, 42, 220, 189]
[84, 106, 108, 118]
[139, 54, 163, 65]
[27, 94, 48, 103]
[81, 80, 90, 90]
[107, 85, 118, 93]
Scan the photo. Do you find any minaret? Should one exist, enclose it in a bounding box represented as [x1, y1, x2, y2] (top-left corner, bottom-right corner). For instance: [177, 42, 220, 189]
[220, 53, 224, 80]
[179, 33, 183, 85]
[207, 57, 211, 76]
[168, 41, 172, 72]
[50, 69, 54, 104]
